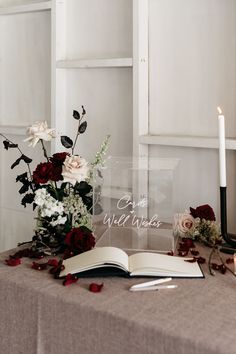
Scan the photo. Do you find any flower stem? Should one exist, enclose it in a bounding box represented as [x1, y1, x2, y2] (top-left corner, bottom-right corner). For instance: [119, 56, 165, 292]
[40, 139, 49, 162]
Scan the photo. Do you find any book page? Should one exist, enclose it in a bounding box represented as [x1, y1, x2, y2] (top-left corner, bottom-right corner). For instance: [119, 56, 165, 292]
[60, 247, 129, 277]
[129, 252, 203, 277]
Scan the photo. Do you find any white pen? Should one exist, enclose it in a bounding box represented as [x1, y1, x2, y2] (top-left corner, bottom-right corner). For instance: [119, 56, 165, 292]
[129, 284, 178, 292]
[130, 277, 172, 290]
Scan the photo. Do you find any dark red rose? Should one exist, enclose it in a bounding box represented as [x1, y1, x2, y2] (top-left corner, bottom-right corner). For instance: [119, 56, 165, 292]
[33, 162, 53, 184]
[190, 204, 216, 221]
[49, 152, 69, 181]
[89, 283, 104, 293]
[64, 227, 95, 257]
[50, 152, 69, 166]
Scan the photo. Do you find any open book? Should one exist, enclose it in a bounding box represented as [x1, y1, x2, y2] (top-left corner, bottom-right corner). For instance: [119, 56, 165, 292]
[59, 247, 204, 278]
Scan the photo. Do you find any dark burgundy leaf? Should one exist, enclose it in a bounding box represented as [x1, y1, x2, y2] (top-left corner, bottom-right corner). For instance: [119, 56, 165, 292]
[73, 110, 80, 120]
[21, 193, 35, 207]
[3, 140, 18, 150]
[79, 121, 87, 134]
[21, 154, 32, 164]
[75, 181, 92, 196]
[11, 156, 22, 169]
[18, 183, 29, 194]
[16, 172, 28, 182]
[82, 106, 86, 115]
[61, 136, 73, 149]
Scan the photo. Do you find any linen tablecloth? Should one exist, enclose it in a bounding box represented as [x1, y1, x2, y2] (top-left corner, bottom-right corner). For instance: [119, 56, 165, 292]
[0, 246, 236, 354]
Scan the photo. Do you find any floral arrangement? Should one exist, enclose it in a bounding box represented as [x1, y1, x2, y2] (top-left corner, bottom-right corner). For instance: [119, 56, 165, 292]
[173, 204, 236, 276]
[174, 204, 222, 247]
[0, 107, 110, 259]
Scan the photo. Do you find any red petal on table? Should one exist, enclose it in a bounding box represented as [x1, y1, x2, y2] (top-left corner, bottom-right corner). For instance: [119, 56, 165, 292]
[226, 258, 234, 264]
[63, 273, 78, 286]
[211, 263, 219, 270]
[89, 283, 104, 293]
[31, 261, 48, 270]
[219, 264, 227, 274]
[47, 259, 59, 267]
[5, 258, 21, 266]
[190, 250, 199, 256]
[167, 251, 174, 256]
[196, 256, 206, 264]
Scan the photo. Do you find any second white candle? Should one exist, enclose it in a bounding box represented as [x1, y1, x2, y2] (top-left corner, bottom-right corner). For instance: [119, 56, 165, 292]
[218, 107, 227, 187]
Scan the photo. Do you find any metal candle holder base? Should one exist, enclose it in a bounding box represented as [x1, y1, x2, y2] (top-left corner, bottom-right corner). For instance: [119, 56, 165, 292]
[220, 186, 236, 253]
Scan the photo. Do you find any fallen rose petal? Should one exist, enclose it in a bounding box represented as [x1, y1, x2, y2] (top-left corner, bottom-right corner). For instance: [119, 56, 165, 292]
[167, 251, 174, 256]
[219, 264, 227, 274]
[5, 258, 21, 266]
[47, 259, 59, 267]
[196, 257, 206, 264]
[31, 261, 48, 270]
[50, 262, 65, 277]
[89, 283, 104, 293]
[226, 258, 234, 264]
[190, 250, 199, 256]
[63, 273, 78, 286]
[211, 263, 219, 270]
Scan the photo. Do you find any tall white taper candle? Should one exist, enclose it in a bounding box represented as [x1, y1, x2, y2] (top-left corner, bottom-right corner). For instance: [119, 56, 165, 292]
[217, 107, 226, 187]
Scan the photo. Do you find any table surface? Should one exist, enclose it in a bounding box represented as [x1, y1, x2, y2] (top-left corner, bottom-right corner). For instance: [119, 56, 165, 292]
[0, 245, 236, 354]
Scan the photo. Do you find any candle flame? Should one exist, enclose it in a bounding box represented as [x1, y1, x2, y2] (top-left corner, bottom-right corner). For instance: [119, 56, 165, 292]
[217, 106, 223, 114]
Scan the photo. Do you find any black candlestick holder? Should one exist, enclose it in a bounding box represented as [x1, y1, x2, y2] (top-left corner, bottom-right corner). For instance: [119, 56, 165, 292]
[220, 186, 236, 253]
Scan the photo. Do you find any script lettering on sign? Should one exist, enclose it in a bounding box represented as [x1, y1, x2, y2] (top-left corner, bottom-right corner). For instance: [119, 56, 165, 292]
[103, 195, 161, 229]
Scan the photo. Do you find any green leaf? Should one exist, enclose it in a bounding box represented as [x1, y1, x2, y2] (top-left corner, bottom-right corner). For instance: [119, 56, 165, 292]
[79, 121, 87, 134]
[61, 136, 73, 149]
[73, 110, 80, 120]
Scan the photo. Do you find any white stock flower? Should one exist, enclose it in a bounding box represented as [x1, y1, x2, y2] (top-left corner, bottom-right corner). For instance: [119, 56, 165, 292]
[34, 188, 64, 218]
[50, 215, 67, 227]
[62, 155, 89, 186]
[24, 121, 56, 147]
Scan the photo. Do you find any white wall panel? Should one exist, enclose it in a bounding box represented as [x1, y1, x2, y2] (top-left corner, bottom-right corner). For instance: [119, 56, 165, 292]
[150, 145, 236, 233]
[0, 0, 46, 6]
[66, 0, 132, 59]
[64, 68, 133, 162]
[149, 0, 236, 137]
[0, 10, 51, 125]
